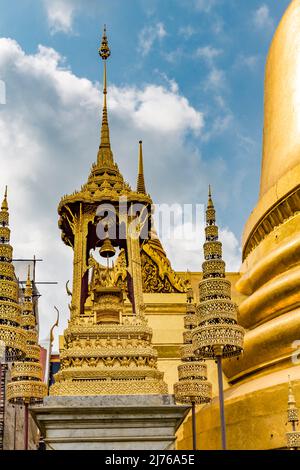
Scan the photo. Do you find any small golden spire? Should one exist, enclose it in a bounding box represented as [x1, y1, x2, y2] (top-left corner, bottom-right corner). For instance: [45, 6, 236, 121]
[97, 25, 113, 167]
[1, 186, 8, 211]
[137, 140, 146, 194]
[288, 376, 298, 412]
[207, 184, 214, 209]
[286, 376, 300, 449]
[206, 184, 216, 227]
[26, 265, 31, 288]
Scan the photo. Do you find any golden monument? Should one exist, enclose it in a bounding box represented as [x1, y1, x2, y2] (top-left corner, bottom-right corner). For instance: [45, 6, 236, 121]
[177, 0, 300, 450]
[29, 29, 190, 450]
[2, 0, 300, 450]
[49, 27, 170, 396]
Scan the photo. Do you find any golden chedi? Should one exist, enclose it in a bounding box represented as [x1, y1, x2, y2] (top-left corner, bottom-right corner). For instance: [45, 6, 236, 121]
[191, 0, 300, 450]
[174, 281, 211, 405]
[6, 267, 47, 404]
[50, 28, 168, 396]
[0, 187, 26, 361]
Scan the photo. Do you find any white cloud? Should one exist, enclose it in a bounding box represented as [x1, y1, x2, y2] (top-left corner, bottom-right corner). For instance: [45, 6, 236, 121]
[163, 47, 183, 64]
[138, 22, 167, 56]
[194, 45, 225, 93]
[0, 38, 213, 349]
[109, 84, 203, 134]
[236, 54, 260, 71]
[43, 0, 102, 34]
[219, 228, 242, 271]
[154, 71, 179, 94]
[195, 45, 222, 63]
[158, 217, 241, 272]
[43, 0, 77, 34]
[253, 5, 274, 31]
[195, 0, 218, 12]
[179, 25, 197, 39]
[206, 67, 226, 90]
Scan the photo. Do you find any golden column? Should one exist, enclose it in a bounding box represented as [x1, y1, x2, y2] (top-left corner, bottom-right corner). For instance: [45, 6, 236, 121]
[174, 281, 211, 450]
[193, 187, 244, 449]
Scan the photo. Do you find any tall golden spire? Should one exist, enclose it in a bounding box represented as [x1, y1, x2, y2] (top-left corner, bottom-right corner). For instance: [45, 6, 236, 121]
[97, 25, 114, 167]
[136, 140, 146, 194]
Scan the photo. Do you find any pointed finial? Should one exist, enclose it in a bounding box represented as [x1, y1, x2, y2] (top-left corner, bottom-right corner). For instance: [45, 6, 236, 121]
[137, 140, 146, 194]
[206, 184, 216, 227]
[26, 265, 31, 288]
[1, 185, 8, 211]
[97, 26, 113, 165]
[207, 184, 214, 209]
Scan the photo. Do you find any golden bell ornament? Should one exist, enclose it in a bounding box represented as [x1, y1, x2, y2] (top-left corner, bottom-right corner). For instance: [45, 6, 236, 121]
[99, 236, 116, 258]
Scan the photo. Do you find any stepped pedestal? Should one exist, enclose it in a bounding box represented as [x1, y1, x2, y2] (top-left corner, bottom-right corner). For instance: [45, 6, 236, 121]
[30, 394, 189, 450]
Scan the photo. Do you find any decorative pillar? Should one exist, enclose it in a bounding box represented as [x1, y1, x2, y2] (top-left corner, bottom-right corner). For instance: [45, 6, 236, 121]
[192, 187, 244, 449]
[174, 281, 211, 450]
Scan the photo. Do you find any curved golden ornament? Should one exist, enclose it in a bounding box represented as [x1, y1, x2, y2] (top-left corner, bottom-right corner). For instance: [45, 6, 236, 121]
[237, 264, 300, 329]
[223, 308, 300, 383]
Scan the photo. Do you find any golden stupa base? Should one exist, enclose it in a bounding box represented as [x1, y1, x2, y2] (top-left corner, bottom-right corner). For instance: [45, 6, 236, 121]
[176, 374, 300, 450]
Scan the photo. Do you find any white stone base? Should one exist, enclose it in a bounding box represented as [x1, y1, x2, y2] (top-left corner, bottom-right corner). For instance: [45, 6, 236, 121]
[30, 395, 189, 450]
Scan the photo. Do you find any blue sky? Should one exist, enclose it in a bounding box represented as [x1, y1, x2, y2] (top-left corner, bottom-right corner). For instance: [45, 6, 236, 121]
[0, 0, 290, 234]
[0, 0, 292, 342]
